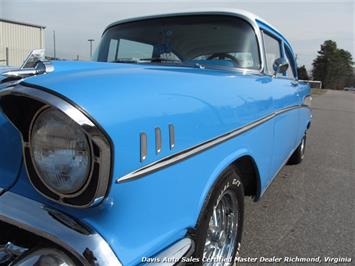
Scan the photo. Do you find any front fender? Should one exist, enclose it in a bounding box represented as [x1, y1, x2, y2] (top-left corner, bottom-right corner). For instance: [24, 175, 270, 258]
[198, 148, 249, 211]
[8, 116, 272, 265]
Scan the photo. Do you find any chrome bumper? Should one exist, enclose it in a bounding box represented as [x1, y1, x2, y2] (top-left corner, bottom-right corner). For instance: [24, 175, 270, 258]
[0, 191, 121, 266]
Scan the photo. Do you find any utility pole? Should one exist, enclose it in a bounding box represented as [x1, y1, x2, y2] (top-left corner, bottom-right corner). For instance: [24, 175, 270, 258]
[5, 47, 9, 66]
[53, 30, 56, 59]
[88, 39, 94, 58]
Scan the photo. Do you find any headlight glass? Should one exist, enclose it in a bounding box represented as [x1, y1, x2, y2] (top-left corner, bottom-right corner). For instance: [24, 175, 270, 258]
[31, 108, 91, 194]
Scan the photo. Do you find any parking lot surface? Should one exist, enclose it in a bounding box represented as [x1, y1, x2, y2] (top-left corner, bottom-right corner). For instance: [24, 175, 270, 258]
[240, 90, 355, 265]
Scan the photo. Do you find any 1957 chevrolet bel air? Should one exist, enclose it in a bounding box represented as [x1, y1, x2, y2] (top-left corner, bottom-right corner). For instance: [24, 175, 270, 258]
[0, 9, 311, 266]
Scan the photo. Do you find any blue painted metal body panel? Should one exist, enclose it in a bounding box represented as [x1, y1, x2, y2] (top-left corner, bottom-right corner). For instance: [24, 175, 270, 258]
[23, 61, 277, 184]
[1, 60, 310, 265]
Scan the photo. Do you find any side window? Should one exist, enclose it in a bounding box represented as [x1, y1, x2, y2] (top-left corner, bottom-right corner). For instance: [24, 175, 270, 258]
[262, 32, 281, 75]
[284, 45, 296, 79]
[117, 39, 153, 59]
[106, 39, 154, 62]
[107, 39, 119, 62]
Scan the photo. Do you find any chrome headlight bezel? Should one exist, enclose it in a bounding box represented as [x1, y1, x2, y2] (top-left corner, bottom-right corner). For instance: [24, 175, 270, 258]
[0, 84, 113, 208]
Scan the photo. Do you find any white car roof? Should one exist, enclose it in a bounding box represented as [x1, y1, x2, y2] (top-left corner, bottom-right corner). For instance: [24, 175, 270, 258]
[104, 8, 282, 37]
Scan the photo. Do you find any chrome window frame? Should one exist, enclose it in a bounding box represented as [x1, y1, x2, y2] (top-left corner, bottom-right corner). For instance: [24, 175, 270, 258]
[260, 29, 283, 76]
[283, 43, 297, 80]
[259, 28, 298, 81]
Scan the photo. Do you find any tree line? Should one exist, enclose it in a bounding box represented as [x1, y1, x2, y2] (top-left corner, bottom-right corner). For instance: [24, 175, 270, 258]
[297, 40, 354, 89]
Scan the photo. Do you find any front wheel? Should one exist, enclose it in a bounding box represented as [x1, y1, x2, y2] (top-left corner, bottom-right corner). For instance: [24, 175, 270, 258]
[287, 135, 306, 165]
[192, 166, 244, 266]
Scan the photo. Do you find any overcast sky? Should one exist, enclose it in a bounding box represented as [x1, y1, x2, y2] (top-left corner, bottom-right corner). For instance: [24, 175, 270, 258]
[1, 0, 354, 70]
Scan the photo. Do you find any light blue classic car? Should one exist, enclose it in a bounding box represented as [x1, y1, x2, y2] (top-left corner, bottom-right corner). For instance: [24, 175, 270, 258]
[0, 9, 311, 266]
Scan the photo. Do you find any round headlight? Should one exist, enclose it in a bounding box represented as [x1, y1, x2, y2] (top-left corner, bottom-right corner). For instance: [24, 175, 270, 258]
[14, 248, 75, 266]
[30, 108, 91, 195]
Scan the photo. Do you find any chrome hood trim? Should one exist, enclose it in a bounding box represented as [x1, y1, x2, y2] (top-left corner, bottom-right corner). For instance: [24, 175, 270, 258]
[2, 49, 54, 79]
[0, 191, 122, 266]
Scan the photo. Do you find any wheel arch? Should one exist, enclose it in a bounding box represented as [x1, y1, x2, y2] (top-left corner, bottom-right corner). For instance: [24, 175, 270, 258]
[195, 150, 261, 229]
[232, 155, 261, 200]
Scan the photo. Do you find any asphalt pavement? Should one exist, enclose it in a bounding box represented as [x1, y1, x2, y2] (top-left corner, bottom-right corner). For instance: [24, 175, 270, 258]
[239, 90, 355, 265]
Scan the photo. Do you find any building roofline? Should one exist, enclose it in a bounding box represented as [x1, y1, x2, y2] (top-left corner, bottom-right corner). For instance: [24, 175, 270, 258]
[0, 18, 46, 29]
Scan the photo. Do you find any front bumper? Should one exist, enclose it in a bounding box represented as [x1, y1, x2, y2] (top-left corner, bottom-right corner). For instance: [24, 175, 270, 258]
[0, 191, 195, 266]
[0, 191, 122, 265]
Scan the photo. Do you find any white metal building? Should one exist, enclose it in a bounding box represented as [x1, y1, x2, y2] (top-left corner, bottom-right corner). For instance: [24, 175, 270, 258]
[0, 19, 45, 67]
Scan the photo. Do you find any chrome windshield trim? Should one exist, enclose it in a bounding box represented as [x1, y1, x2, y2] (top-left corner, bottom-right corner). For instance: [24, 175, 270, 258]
[117, 105, 309, 183]
[0, 191, 122, 266]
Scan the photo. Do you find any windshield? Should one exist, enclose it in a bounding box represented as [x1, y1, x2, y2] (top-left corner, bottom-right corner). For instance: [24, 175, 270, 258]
[95, 15, 261, 70]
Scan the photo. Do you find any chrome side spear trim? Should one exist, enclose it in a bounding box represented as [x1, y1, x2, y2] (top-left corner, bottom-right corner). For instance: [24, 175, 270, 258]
[117, 105, 309, 183]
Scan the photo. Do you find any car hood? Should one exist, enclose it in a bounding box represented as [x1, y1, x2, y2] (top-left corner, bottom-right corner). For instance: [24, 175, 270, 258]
[22, 60, 265, 183]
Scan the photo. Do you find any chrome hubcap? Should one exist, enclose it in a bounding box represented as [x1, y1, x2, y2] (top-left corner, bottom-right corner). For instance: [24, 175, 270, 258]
[203, 191, 238, 265]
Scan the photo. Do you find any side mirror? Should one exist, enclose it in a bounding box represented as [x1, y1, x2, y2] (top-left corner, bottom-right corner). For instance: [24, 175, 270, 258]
[272, 58, 288, 76]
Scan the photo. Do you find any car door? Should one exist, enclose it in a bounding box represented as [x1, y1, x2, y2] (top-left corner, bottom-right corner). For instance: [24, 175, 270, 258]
[283, 42, 306, 143]
[261, 31, 300, 178]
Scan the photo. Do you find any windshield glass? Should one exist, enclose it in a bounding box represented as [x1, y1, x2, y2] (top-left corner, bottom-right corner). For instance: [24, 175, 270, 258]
[95, 15, 261, 70]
